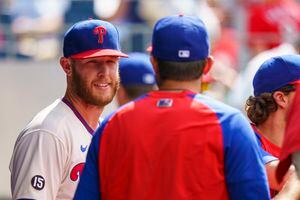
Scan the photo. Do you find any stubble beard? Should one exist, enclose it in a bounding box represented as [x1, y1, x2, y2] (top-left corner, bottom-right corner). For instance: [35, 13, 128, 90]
[71, 67, 119, 107]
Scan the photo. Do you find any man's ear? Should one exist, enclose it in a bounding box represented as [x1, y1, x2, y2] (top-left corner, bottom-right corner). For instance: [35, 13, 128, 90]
[273, 91, 289, 109]
[150, 56, 159, 74]
[60, 57, 72, 76]
[203, 56, 214, 75]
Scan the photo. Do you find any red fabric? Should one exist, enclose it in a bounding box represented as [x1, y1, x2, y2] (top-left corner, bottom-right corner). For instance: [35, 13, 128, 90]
[277, 85, 300, 181]
[247, 0, 300, 50]
[252, 125, 281, 158]
[251, 125, 281, 197]
[99, 91, 229, 200]
[212, 28, 239, 71]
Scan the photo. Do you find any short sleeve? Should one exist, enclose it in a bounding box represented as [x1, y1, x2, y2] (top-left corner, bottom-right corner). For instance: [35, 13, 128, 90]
[254, 134, 278, 164]
[222, 113, 270, 200]
[10, 130, 67, 200]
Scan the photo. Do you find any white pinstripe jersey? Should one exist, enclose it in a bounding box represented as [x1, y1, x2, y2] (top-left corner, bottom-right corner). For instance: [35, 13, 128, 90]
[10, 99, 99, 200]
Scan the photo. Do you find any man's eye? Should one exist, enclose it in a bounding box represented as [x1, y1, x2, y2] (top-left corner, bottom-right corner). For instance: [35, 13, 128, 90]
[107, 60, 116, 64]
[84, 60, 97, 64]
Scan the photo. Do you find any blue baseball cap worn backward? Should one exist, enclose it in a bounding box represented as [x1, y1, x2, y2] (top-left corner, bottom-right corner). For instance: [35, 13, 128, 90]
[150, 15, 210, 62]
[119, 52, 156, 86]
[253, 55, 300, 96]
[63, 19, 128, 59]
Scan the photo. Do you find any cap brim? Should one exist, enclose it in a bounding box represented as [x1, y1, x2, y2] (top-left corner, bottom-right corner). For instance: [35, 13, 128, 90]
[276, 156, 292, 183]
[70, 49, 128, 59]
[290, 80, 300, 85]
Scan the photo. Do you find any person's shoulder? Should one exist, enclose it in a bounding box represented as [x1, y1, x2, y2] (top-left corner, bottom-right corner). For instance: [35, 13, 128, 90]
[100, 95, 150, 128]
[193, 93, 241, 116]
[20, 99, 74, 139]
[115, 94, 149, 114]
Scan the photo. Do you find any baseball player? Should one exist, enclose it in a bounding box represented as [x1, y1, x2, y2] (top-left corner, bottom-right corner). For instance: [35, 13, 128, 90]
[74, 15, 269, 200]
[9, 19, 127, 199]
[117, 52, 157, 106]
[245, 55, 300, 197]
[275, 56, 300, 199]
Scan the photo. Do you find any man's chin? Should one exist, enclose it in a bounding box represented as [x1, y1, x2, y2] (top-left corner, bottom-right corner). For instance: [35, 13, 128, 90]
[92, 95, 114, 107]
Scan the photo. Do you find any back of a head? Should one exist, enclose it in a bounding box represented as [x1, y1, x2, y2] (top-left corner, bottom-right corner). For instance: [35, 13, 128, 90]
[149, 15, 210, 83]
[246, 55, 300, 125]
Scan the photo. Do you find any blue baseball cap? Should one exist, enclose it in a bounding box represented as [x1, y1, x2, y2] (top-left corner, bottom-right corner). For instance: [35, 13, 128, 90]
[63, 19, 128, 59]
[119, 52, 156, 86]
[253, 55, 300, 96]
[150, 14, 210, 62]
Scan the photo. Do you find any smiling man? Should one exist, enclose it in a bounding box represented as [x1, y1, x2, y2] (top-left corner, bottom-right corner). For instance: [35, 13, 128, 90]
[9, 19, 127, 200]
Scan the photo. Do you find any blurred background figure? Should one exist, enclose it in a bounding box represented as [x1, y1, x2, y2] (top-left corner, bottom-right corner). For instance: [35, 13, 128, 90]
[139, 0, 221, 45]
[245, 0, 300, 57]
[64, 0, 96, 24]
[94, 0, 149, 52]
[228, 0, 300, 110]
[117, 52, 157, 106]
[0, 0, 11, 58]
[201, 0, 240, 101]
[9, 0, 70, 60]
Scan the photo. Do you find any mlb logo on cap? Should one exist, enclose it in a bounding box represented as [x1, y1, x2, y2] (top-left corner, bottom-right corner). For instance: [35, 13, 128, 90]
[178, 50, 190, 58]
[150, 15, 210, 62]
[63, 19, 128, 59]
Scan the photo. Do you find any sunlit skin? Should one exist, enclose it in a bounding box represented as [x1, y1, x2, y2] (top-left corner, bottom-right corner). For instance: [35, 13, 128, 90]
[60, 56, 120, 129]
[70, 56, 120, 107]
[255, 90, 297, 192]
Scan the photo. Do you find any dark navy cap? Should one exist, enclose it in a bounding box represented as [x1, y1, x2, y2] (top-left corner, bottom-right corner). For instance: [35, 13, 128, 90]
[119, 52, 156, 86]
[63, 19, 128, 59]
[150, 15, 210, 62]
[253, 55, 300, 96]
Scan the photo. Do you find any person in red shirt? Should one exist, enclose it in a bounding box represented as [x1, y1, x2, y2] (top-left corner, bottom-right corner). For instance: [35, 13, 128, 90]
[74, 14, 270, 200]
[245, 55, 300, 196]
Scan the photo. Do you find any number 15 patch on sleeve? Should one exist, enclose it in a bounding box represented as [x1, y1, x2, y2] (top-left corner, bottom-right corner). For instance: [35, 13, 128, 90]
[31, 175, 45, 190]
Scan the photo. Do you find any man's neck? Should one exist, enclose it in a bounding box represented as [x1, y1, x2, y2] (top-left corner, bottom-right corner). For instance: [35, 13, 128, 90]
[257, 111, 286, 147]
[64, 92, 103, 130]
[158, 79, 202, 93]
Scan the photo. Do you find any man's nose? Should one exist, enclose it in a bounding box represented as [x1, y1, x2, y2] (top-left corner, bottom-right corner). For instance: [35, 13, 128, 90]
[97, 64, 110, 77]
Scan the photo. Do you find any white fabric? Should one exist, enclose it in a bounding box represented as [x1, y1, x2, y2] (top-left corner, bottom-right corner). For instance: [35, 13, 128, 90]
[10, 99, 93, 200]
